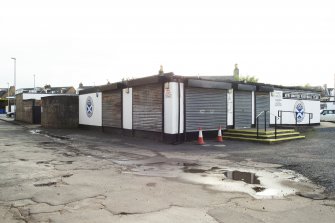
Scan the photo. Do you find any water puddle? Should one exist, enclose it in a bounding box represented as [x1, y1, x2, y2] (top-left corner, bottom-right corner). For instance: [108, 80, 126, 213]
[30, 130, 42, 135]
[30, 130, 70, 140]
[223, 171, 260, 184]
[115, 155, 312, 199]
[253, 186, 266, 192]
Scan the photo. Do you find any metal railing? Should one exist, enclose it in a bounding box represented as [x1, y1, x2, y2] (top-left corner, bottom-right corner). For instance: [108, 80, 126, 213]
[256, 110, 266, 139]
[278, 110, 313, 126]
[256, 110, 278, 139]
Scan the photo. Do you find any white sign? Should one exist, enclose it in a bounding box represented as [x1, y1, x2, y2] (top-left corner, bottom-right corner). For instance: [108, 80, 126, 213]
[164, 88, 172, 97]
[79, 93, 102, 126]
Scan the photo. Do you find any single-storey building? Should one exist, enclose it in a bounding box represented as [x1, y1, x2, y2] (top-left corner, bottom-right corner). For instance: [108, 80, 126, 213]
[269, 87, 320, 126]
[78, 72, 321, 143]
[15, 87, 77, 124]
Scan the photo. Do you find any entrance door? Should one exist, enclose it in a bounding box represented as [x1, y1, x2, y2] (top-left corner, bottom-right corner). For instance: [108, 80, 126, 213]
[185, 87, 227, 132]
[102, 90, 122, 128]
[133, 84, 163, 132]
[255, 92, 270, 128]
[234, 91, 252, 128]
[33, 106, 41, 124]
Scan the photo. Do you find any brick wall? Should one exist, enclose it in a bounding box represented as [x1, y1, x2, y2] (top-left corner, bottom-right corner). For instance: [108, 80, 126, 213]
[15, 94, 36, 123]
[41, 95, 79, 128]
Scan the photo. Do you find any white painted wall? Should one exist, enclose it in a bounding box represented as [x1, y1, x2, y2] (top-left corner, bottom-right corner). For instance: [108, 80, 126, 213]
[227, 89, 234, 126]
[164, 82, 184, 134]
[270, 91, 320, 124]
[251, 91, 255, 125]
[79, 92, 102, 126]
[122, 88, 133, 129]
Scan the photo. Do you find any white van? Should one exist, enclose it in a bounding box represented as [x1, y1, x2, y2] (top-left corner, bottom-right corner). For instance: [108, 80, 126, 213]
[320, 110, 335, 122]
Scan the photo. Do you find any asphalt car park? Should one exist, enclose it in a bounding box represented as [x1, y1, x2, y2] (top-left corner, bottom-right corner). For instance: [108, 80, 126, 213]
[1, 119, 335, 223]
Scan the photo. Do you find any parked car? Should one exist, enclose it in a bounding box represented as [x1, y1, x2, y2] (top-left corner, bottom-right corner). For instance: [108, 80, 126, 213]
[6, 112, 15, 118]
[320, 110, 335, 122]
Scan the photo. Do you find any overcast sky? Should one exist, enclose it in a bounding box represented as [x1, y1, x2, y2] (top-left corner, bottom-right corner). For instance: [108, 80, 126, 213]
[0, 0, 334, 89]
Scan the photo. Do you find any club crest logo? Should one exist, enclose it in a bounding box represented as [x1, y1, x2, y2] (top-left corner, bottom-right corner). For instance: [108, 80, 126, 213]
[293, 101, 305, 123]
[86, 96, 94, 118]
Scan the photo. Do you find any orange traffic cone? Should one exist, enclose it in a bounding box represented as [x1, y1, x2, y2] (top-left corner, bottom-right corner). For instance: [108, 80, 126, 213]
[217, 126, 223, 142]
[197, 128, 205, 145]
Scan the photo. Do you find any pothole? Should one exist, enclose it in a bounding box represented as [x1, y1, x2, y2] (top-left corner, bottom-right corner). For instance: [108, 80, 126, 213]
[62, 174, 73, 178]
[223, 170, 260, 184]
[34, 182, 57, 187]
[47, 134, 70, 140]
[183, 168, 207, 173]
[296, 192, 328, 200]
[146, 182, 156, 187]
[19, 159, 28, 161]
[39, 142, 53, 145]
[36, 161, 50, 164]
[62, 152, 75, 157]
[62, 161, 74, 164]
[183, 163, 199, 167]
[118, 212, 137, 216]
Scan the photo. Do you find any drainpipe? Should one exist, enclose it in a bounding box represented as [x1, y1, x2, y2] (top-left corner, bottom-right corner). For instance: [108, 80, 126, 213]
[177, 80, 181, 143]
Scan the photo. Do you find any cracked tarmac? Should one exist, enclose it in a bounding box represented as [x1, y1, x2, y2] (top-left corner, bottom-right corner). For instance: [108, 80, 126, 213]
[1, 120, 335, 222]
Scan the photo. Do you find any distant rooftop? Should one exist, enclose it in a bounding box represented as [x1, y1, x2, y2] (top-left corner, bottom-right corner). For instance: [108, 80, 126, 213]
[16, 86, 76, 95]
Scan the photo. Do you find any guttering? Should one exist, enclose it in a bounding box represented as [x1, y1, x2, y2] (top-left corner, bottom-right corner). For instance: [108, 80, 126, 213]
[187, 79, 232, 90]
[257, 85, 274, 92]
[233, 83, 256, 91]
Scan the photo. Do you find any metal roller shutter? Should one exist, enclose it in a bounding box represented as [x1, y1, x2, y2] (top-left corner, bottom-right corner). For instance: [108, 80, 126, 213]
[133, 84, 162, 132]
[186, 87, 227, 132]
[102, 91, 122, 128]
[235, 91, 252, 128]
[255, 92, 270, 128]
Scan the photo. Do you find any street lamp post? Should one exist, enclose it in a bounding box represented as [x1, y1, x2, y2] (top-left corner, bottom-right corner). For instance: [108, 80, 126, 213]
[11, 58, 16, 93]
[7, 82, 9, 113]
[11, 57, 16, 115]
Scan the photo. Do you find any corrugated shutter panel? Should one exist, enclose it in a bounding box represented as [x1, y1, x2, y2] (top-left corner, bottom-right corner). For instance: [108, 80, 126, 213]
[235, 91, 252, 128]
[133, 84, 162, 132]
[186, 88, 227, 132]
[102, 91, 122, 128]
[255, 92, 270, 127]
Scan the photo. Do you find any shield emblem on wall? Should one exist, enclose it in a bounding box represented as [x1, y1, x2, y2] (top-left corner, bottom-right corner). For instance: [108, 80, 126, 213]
[86, 96, 94, 118]
[293, 101, 305, 123]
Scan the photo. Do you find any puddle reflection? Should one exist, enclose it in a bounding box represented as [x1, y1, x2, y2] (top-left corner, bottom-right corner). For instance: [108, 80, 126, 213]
[224, 170, 260, 184]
